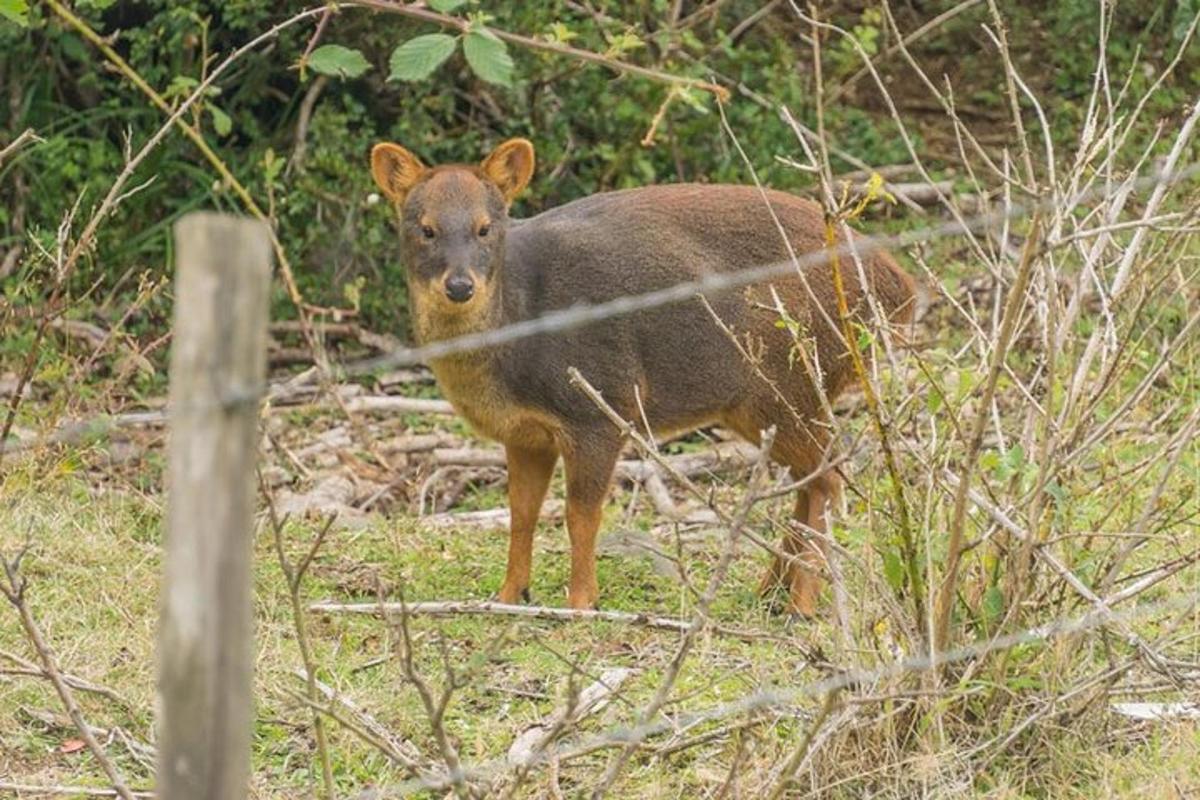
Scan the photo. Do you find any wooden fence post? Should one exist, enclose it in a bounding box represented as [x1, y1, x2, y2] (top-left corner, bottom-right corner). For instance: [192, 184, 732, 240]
[159, 212, 272, 799]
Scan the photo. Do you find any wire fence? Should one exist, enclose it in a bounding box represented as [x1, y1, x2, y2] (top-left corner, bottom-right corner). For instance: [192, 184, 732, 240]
[333, 161, 1200, 376]
[6, 158, 1197, 453]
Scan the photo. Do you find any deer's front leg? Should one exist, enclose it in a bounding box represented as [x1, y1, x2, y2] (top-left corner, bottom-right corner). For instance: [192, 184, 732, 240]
[497, 445, 558, 604]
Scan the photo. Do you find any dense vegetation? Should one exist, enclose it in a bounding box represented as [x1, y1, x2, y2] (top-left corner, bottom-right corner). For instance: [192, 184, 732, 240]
[2, 0, 1196, 332]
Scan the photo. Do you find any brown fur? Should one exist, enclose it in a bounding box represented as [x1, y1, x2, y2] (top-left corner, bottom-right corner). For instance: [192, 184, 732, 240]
[370, 139, 916, 614]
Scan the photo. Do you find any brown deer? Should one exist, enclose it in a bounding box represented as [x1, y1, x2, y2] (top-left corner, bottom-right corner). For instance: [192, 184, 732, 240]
[370, 138, 914, 616]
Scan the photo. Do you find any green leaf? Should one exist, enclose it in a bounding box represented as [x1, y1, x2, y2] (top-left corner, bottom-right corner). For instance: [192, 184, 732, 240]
[0, 0, 29, 26]
[165, 75, 200, 101]
[262, 148, 283, 184]
[605, 31, 644, 57]
[463, 29, 514, 87]
[881, 550, 904, 592]
[926, 387, 943, 414]
[388, 34, 458, 82]
[982, 585, 1005, 626]
[1044, 479, 1066, 509]
[307, 44, 371, 80]
[428, 0, 467, 12]
[208, 105, 232, 137]
[545, 22, 577, 44]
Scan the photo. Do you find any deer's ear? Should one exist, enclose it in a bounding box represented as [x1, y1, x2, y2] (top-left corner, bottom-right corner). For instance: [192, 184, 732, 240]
[480, 138, 535, 203]
[371, 143, 427, 204]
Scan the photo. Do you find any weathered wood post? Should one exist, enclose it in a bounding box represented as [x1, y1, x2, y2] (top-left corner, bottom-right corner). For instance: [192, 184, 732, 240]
[159, 213, 271, 799]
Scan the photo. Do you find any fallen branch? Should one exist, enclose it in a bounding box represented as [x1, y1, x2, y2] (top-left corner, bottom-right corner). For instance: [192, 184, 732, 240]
[426, 442, 757, 479]
[508, 667, 637, 766]
[1, 411, 165, 458]
[342, 395, 456, 415]
[309, 600, 767, 642]
[0, 783, 152, 798]
[1, 648, 132, 709]
[422, 501, 563, 530]
[20, 706, 156, 767]
[293, 668, 429, 774]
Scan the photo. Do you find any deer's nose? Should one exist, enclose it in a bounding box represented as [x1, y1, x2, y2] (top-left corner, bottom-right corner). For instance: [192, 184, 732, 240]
[444, 274, 475, 303]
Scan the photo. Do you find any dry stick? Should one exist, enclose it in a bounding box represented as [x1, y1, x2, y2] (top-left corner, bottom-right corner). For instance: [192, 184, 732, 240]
[341, 396, 456, 415]
[309, 600, 767, 643]
[0, 783, 152, 799]
[387, 582, 472, 800]
[299, 670, 425, 770]
[0, 127, 40, 166]
[0, 647, 132, 709]
[587, 422, 777, 800]
[265, 493, 338, 800]
[285, 676, 431, 779]
[2, 411, 166, 456]
[508, 667, 637, 769]
[986, 0, 1039, 188]
[653, 715, 770, 758]
[346, 0, 728, 101]
[1, 552, 137, 800]
[933, 213, 1042, 653]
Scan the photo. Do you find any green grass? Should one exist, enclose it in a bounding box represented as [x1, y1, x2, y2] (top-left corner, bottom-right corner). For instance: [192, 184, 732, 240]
[2, 412, 1197, 798]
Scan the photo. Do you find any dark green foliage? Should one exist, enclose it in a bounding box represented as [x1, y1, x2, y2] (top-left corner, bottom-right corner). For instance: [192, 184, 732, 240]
[1, 1, 1195, 335]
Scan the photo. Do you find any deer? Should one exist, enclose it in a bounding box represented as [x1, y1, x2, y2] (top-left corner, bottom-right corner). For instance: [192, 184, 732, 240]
[369, 137, 915, 617]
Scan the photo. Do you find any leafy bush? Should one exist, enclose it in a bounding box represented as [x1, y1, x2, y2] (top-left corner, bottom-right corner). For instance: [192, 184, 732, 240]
[1, 1, 1194, 331]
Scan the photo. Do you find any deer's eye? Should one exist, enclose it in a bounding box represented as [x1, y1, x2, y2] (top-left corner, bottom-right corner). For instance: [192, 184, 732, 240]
[478, 224, 491, 238]
[421, 225, 436, 240]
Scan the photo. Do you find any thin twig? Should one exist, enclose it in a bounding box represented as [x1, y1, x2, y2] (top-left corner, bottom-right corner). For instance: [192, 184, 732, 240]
[576, 370, 777, 797]
[264, 481, 339, 800]
[933, 213, 1043, 652]
[1, 550, 137, 800]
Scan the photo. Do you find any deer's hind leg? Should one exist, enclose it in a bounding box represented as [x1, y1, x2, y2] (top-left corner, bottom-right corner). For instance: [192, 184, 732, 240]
[767, 423, 841, 618]
[724, 407, 839, 617]
[781, 466, 840, 618]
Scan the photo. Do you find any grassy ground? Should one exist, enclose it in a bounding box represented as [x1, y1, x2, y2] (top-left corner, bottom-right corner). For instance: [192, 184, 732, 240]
[1, 387, 1197, 798]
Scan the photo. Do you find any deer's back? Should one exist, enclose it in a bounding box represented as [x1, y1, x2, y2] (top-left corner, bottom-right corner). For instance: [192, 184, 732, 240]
[495, 184, 913, 435]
